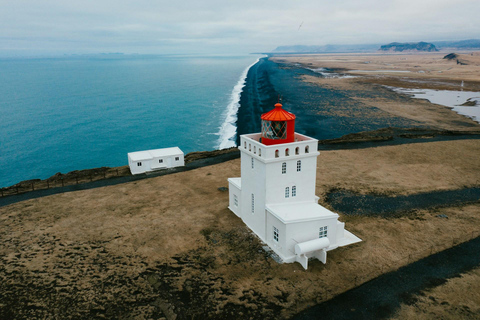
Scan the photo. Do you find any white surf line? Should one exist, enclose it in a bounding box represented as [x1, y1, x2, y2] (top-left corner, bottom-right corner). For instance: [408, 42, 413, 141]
[216, 57, 263, 150]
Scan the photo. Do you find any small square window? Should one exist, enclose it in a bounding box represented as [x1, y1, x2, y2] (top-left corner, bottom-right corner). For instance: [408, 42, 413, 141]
[175, 157, 180, 161]
[273, 226, 279, 242]
[137, 162, 142, 166]
[319, 226, 328, 238]
[159, 159, 163, 163]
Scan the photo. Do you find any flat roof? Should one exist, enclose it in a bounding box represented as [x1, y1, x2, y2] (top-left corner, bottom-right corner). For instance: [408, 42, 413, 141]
[128, 151, 153, 162]
[128, 147, 183, 162]
[149, 147, 183, 157]
[266, 202, 338, 224]
[228, 177, 241, 189]
[242, 132, 318, 145]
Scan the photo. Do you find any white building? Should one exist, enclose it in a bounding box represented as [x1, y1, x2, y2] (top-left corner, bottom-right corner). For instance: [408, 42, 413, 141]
[128, 147, 184, 175]
[228, 103, 361, 269]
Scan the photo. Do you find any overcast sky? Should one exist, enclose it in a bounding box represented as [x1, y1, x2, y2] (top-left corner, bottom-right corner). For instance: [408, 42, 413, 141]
[1, 0, 478, 56]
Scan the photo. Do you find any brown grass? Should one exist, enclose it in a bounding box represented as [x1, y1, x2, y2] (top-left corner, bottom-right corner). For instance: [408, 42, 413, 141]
[317, 139, 480, 197]
[272, 52, 480, 133]
[272, 52, 480, 90]
[1, 140, 480, 318]
[389, 267, 480, 319]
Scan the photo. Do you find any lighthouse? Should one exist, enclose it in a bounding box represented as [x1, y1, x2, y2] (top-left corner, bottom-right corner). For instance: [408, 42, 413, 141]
[228, 103, 361, 269]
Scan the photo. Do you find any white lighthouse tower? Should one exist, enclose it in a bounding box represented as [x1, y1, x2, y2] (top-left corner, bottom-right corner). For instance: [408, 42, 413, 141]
[228, 103, 361, 269]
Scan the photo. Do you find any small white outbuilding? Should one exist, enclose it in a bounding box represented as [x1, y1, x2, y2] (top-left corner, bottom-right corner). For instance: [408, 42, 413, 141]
[128, 147, 184, 175]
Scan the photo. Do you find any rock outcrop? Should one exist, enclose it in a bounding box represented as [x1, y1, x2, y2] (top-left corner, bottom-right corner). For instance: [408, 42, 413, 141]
[379, 42, 438, 52]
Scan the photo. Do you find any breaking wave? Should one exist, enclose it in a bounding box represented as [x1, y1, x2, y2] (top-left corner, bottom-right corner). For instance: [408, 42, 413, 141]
[216, 57, 261, 150]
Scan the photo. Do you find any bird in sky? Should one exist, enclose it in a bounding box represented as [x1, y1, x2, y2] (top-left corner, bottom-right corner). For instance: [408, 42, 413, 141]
[298, 21, 304, 31]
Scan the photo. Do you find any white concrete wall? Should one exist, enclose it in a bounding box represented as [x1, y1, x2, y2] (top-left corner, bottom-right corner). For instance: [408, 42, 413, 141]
[128, 157, 152, 175]
[284, 217, 338, 260]
[237, 133, 322, 243]
[227, 179, 241, 217]
[151, 157, 168, 169]
[239, 151, 267, 241]
[264, 155, 318, 205]
[230, 132, 358, 268]
[157, 154, 184, 169]
[266, 213, 287, 260]
[129, 153, 184, 174]
[172, 154, 185, 167]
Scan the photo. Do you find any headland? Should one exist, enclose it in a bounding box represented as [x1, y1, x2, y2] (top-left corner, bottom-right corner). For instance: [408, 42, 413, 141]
[1, 52, 480, 319]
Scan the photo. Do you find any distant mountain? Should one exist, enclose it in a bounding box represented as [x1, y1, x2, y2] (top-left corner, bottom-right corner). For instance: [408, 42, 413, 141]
[432, 39, 480, 49]
[379, 42, 438, 52]
[272, 44, 380, 53]
[270, 39, 480, 54]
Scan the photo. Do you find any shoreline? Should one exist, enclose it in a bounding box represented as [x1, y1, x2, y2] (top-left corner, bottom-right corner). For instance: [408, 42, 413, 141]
[2, 127, 480, 206]
[2, 53, 480, 318]
[0, 55, 258, 189]
[4, 53, 480, 195]
[216, 57, 262, 149]
[236, 56, 478, 145]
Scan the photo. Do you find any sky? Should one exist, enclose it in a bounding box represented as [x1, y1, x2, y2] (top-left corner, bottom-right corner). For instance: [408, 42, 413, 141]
[0, 0, 478, 56]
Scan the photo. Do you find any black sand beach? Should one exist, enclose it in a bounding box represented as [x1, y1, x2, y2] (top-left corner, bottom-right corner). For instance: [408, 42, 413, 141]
[236, 57, 426, 144]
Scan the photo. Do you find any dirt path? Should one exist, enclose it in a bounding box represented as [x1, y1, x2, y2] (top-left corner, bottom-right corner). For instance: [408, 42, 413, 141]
[293, 236, 480, 320]
[328, 187, 480, 217]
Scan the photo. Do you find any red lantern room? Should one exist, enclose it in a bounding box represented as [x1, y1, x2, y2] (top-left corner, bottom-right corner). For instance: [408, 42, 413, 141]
[261, 103, 296, 145]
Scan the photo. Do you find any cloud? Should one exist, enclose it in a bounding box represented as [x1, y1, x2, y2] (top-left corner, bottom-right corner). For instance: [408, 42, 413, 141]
[0, 0, 478, 55]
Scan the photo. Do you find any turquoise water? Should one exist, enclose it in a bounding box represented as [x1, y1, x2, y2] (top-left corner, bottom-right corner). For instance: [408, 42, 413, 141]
[0, 54, 260, 187]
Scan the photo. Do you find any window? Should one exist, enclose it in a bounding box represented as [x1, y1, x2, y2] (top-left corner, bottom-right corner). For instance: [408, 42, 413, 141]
[275, 150, 279, 158]
[297, 160, 301, 172]
[251, 158, 254, 169]
[285, 187, 290, 198]
[262, 120, 287, 140]
[251, 194, 255, 213]
[319, 226, 328, 238]
[282, 162, 286, 174]
[175, 157, 180, 161]
[137, 162, 142, 166]
[273, 226, 279, 242]
[305, 145, 310, 153]
[295, 147, 299, 155]
[292, 186, 296, 197]
[159, 159, 163, 163]
[285, 148, 289, 156]
[234, 194, 238, 207]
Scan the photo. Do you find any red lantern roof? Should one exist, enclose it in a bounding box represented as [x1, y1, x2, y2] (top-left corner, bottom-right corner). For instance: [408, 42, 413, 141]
[261, 103, 296, 121]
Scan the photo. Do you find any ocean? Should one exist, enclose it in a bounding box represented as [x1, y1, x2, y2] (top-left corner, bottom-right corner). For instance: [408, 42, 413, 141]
[0, 54, 261, 188]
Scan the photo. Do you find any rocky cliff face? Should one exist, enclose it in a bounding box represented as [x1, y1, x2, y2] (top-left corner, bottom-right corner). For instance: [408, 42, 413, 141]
[379, 42, 438, 52]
